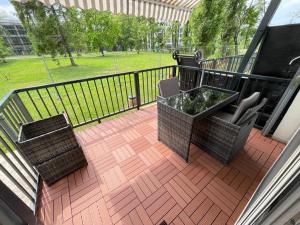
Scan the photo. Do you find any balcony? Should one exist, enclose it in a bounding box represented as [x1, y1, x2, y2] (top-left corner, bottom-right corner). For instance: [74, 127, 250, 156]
[37, 104, 284, 225]
[0, 62, 290, 225]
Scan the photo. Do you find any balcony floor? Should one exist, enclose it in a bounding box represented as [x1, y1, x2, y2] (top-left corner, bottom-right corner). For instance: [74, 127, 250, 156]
[38, 104, 285, 225]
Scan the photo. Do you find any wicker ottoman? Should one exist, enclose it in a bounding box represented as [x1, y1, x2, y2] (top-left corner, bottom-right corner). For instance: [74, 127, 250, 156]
[17, 114, 87, 185]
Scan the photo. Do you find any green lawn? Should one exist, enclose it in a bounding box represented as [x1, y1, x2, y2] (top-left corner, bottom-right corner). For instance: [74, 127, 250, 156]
[0, 51, 174, 99]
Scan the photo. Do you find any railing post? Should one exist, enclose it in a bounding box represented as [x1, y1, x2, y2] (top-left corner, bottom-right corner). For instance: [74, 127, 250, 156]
[12, 93, 33, 123]
[0, 114, 18, 141]
[134, 72, 141, 110]
[237, 78, 250, 104]
[172, 66, 177, 77]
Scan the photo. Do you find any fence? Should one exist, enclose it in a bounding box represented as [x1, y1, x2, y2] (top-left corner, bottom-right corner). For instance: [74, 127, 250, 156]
[200, 55, 256, 73]
[0, 63, 291, 219]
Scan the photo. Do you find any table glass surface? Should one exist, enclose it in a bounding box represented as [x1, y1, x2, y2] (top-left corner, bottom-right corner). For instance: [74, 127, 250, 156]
[159, 87, 234, 116]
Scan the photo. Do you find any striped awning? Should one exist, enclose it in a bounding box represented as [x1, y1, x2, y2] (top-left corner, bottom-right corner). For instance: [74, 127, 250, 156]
[14, 0, 200, 24]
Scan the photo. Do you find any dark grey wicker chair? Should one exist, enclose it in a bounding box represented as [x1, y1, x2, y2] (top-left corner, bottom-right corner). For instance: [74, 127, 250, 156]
[191, 96, 268, 164]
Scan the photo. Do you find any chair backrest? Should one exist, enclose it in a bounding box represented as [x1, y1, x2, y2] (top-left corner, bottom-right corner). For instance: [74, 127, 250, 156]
[158, 77, 180, 98]
[236, 98, 268, 126]
[231, 92, 260, 123]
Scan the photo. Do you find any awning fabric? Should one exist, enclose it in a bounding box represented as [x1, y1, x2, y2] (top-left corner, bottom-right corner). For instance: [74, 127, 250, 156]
[14, 0, 201, 24]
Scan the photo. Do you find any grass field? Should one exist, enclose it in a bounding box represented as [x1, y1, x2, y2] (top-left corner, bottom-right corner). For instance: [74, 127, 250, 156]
[0, 52, 174, 99]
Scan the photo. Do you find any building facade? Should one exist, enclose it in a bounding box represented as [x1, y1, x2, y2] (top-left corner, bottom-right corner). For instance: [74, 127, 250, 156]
[0, 19, 32, 55]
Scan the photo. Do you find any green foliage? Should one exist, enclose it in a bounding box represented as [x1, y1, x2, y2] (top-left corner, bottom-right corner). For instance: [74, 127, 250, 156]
[132, 16, 149, 53]
[12, 0, 77, 66]
[190, 0, 226, 56]
[189, 0, 263, 57]
[182, 21, 192, 52]
[169, 21, 180, 49]
[0, 37, 12, 63]
[84, 10, 120, 56]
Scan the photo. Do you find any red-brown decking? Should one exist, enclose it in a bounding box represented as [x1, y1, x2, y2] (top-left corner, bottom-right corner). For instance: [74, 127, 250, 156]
[37, 104, 285, 225]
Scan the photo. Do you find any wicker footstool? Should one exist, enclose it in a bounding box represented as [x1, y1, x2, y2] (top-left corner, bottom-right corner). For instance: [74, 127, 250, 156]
[17, 114, 87, 186]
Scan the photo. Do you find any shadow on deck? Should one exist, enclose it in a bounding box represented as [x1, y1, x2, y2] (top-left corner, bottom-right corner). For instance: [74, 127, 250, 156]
[37, 104, 285, 225]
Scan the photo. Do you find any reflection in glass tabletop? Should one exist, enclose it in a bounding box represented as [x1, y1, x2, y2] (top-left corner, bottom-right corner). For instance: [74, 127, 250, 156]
[158, 86, 235, 116]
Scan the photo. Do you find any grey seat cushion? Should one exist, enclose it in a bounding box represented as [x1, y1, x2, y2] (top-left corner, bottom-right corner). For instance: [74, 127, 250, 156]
[158, 77, 180, 98]
[214, 111, 234, 122]
[236, 98, 268, 126]
[231, 92, 260, 123]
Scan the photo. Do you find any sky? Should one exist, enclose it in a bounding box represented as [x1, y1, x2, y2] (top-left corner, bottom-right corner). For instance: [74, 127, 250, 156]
[0, 0, 300, 25]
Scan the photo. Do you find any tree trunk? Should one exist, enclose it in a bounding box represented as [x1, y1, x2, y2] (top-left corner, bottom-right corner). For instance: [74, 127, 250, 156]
[51, 6, 77, 66]
[99, 47, 104, 56]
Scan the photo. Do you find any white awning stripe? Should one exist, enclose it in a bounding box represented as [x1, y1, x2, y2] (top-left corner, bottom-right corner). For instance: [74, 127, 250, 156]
[13, 0, 199, 24]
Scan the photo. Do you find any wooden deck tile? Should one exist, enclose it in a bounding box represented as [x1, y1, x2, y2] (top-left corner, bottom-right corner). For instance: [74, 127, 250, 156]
[37, 104, 285, 225]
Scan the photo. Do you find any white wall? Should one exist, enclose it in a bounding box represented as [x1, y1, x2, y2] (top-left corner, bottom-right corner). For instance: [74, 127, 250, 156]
[273, 90, 300, 143]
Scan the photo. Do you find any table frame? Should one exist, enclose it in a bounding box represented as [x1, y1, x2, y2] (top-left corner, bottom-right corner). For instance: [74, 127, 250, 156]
[157, 85, 239, 162]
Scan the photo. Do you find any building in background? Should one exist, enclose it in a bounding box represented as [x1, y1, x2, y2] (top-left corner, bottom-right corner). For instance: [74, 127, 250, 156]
[0, 18, 32, 55]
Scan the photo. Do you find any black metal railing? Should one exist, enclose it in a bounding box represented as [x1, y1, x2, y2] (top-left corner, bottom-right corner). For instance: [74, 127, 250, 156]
[0, 63, 291, 217]
[201, 55, 256, 73]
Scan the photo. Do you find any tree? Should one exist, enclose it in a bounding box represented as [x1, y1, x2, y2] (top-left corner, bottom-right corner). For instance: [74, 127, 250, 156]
[189, 0, 226, 56]
[169, 21, 180, 49]
[0, 37, 11, 63]
[221, 0, 261, 55]
[154, 22, 170, 51]
[84, 10, 119, 56]
[12, 0, 77, 66]
[132, 16, 149, 53]
[64, 8, 87, 56]
[182, 21, 192, 52]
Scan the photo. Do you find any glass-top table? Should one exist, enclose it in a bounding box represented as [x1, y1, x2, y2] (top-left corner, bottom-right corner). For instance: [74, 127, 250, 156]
[157, 85, 239, 161]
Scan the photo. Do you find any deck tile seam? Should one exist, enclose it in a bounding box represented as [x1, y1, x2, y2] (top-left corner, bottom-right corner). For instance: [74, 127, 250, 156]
[225, 139, 281, 222]
[80, 115, 156, 147]
[143, 189, 171, 214]
[169, 177, 194, 202]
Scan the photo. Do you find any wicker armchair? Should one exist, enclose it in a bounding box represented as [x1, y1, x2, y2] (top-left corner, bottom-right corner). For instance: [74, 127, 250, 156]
[192, 98, 268, 164]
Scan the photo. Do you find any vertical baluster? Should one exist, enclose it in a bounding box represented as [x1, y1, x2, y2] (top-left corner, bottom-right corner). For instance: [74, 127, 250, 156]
[26, 91, 42, 119]
[71, 83, 86, 123]
[5, 106, 20, 128]
[122, 74, 130, 109]
[0, 130, 37, 180]
[9, 101, 26, 124]
[106, 78, 116, 113]
[1, 110, 18, 134]
[154, 70, 159, 98]
[150, 70, 153, 102]
[87, 81, 99, 119]
[93, 79, 104, 117]
[140, 72, 145, 105]
[117, 75, 125, 110]
[0, 163, 34, 202]
[36, 89, 51, 117]
[100, 79, 111, 115]
[112, 76, 121, 111]
[13, 94, 33, 122]
[79, 82, 92, 120]
[54, 86, 70, 120]
[146, 71, 149, 103]
[46, 88, 59, 114]
[0, 144, 36, 192]
[128, 74, 134, 105]
[63, 85, 79, 125]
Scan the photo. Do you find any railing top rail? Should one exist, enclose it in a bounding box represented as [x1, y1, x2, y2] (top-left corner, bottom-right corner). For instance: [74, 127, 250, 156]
[0, 90, 15, 108]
